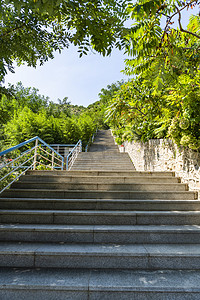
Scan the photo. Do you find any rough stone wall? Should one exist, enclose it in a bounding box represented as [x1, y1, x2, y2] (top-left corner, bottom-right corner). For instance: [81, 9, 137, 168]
[122, 139, 200, 196]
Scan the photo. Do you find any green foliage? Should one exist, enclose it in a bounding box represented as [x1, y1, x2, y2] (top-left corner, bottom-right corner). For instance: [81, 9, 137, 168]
[0, 82, 105, 150]
[106, 69, 200, 149]
[0, 1, 68, 83]
[0, 157, 17, 191]
[0, 0, 130, 90]
[105, 2, 200, 150]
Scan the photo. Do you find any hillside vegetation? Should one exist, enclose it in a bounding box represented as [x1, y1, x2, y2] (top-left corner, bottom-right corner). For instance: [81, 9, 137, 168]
[0, 82, 106, 152]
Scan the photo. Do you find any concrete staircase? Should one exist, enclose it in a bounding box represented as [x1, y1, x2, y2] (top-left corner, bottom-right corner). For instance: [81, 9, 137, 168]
[0, 129, 200, 299]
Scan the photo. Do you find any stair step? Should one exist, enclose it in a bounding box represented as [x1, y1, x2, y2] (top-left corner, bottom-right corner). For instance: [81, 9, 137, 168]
[11, 182, 188, 192]
[1, 198, 198, 210]
[0, 242, 200, 269]
[0, 268, 200, 300]
[27, 170, 176, 177]
[77, 157, 128, 160]
[71, 164, 134, 168]
[1, 210, 200, 225]
[74, 160, 132, 163]
[71, 168, 135, 171]
[75, 159, 129, 162]
[75, 158, 132, 161]
[1, 128, 199, 298]
[70, 168, 135, 171]
[1, 224, 200, 243]
[20, 175, 180, 184]
[2, 189, 196, 199]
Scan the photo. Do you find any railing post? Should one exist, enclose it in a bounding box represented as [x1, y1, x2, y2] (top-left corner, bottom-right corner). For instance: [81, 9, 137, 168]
[61, 157, 64, 170]
[51, 151, 54, 170]
[33, 138, 38, 170]
[66, 156, 69, 170]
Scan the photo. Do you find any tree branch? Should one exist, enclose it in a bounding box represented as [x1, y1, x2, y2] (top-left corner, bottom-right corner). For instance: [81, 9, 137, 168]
[128, 105, 147, 116]
[176, 5, 200, 39]
[160, 0, 199, 45]
[0, 23, 27, 37]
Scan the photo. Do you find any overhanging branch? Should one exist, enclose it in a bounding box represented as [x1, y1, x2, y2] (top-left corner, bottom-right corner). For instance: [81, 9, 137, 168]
[160, 0, 200, 44]
[176, 5, 200, 39]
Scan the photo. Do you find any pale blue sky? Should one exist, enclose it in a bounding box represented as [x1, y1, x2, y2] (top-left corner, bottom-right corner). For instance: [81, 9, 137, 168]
[4, 7, 198, 107]
[5, 47, 130, 107]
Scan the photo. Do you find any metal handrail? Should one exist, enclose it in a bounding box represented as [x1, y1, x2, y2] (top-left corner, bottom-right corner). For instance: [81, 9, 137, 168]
[0, 136, 64, 193]
[50, 144, 76, 147]
[85, 128, 98, 152]
[41, 144, 76, 158]
[1, 163, 34, 194]
[66, 140, 82, 170]
[0, 146, 35, 171]
[38, 146, 63, 163]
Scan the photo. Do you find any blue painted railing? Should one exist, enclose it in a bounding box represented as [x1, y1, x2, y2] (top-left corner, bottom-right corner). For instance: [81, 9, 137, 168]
[0, 136, 64, 193]
[66, 140, 82, 170]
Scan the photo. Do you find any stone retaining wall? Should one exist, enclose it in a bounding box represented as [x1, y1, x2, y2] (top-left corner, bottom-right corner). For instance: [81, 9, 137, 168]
[121, 139, 200, 196]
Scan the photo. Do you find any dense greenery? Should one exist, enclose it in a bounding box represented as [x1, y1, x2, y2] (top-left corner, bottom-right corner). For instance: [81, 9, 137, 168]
[106, 1, 200, 150]
[0, 0, 129, 95]
[0, 82, 105, 152]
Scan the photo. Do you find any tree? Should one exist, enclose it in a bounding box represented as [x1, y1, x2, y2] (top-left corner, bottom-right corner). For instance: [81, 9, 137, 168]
[0, 82, 103, 149]
[105, 1, 200, 149]
[124, 0, 200, 77]
[0, 0, 130, 91]
[106, 79, 165, 143]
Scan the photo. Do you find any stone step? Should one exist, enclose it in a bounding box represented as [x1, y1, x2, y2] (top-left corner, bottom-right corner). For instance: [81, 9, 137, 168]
[0, 268, 200, 300]
[27, 170, 176, 177]
[90, 137, 116, 140]
[77, 158, 128, 161]
[1, 210, 200, 225]
[89, 146, 119, 151]
[89, 150, 119, 153]
[71, 167, 135, 170]
[2, 189, 196, 199]
[72, 162, 135, 170]
[76, 156, 133, 164]
[0, 198, 198, 211]
[89, 141, 117, 144]
[11, 182, 188, 192]
[76, 154, 131, 159]
[71, 162, 134, 166]
[75, 160, 132, 164]
[77, 152, 128, 156]
[1, 224, 200, 244]
[90, 144, 117, 146]
[90, 137, 116, 141]
[75, 155, 127, 158]
[3, 129, 200, 299]
[0, 242, 200, 270]
[20, 175, 180, 184]
[88, 144, 118, 147]
[72, 164, 134, 168]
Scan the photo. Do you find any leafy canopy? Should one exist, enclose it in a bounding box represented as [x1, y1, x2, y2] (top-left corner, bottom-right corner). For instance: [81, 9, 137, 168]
[105, 2, 200, 150]
[0, 0, 130, 85]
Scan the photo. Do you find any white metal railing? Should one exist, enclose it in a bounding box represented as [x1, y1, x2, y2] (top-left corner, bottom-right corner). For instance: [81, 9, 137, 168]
[66, 140, 82, 170]
[85, 128, 98, 152]
[0, 136, 64, 193]
[49, 144, 76, 157]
